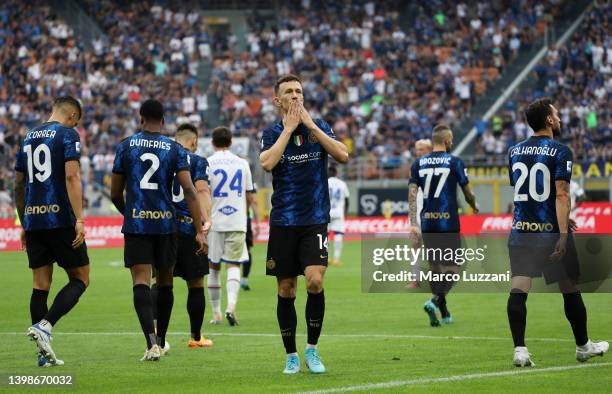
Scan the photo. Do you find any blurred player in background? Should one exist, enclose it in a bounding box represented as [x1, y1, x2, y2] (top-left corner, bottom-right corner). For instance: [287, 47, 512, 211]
[206, 127, 257, 326]
[506, 98, 608, 367]
[406, 139, 433, 289]
[327, 166, 349, 267]
[168, 123, 213, 349]
[241, 181, 260, 291]
[260, 74, 348, 374]
[15, 96, 89, 367]
[569, 180, 585, 221]
[409, 125, 479, 327]
[111, 100, 205, 361]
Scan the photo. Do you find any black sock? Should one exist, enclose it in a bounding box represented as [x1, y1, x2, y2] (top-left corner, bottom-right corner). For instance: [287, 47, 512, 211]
[563, 292, 588, 346]
[30, 289, 49, 325]
[156, 285, 174, 348]
[306, 291, 325, 345]
[133, 284, 156, 349]
[243, 251, 252, 278]
[187, 287, 205, 341]
[433, 293, 450, 318]
[277, 295, 297, 354]
[44, 279, 86, 326]
[507, 290, 528, 347]
[151, 283, 159, 324]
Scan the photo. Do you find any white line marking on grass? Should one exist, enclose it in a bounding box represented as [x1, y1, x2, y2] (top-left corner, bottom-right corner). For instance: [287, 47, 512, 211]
[4, 332, 597, 343]
[296, 362, 612, 394]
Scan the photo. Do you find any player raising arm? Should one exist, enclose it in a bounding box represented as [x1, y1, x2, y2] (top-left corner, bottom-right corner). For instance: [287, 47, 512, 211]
[111, 100, 205, 361]
[260, 74, 348, 375]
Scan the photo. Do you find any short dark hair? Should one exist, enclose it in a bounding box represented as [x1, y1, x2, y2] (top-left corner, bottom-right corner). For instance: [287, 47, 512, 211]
[212, 126, 232, 148]
[139, 99, 164, 122]
[53, 96, 82, 120]
[274, 74, 302, 95]
[525, 97, 554, 132]
[176, 123, 198, 137]
[328, 166, 338, 177]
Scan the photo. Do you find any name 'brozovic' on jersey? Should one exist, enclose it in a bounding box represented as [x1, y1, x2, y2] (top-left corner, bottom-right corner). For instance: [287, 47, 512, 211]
[409, 151, 469, 233]
[14, 121, 81, 231]
[113, 131, 189, 234]
[172, 148, 209, 235]
[261, 119, 336, 227]
[508, 135, 573, 245]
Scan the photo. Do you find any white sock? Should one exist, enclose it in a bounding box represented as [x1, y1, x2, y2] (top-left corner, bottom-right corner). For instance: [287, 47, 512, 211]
[226, 266, 240, 313]
[207, 268, 222, 316]
[333, 234, 343, 261]
[287, 352, 298, 357]
[577, 340, 592, 350]
[39, 319, 53, 333]
[306, 343, 317, 350]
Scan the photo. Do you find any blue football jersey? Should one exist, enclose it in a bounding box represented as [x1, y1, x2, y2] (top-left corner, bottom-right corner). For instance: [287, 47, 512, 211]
[14, 122, 81, 231]
[261, 119, 336, 226]
[508, 136, 573, 245]
[409, 152, 469, 233]
[172, 149, 209, 235]
[112, 131, 189, 234]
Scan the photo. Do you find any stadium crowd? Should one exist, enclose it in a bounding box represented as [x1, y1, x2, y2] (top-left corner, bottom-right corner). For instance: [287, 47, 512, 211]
[213, 0, 560, 176]
[477, 3, 611, 163]
[1, 0, 603, 189]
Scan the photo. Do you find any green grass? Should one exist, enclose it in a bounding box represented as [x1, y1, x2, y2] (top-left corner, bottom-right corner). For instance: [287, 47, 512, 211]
[0, 241, 611, 393]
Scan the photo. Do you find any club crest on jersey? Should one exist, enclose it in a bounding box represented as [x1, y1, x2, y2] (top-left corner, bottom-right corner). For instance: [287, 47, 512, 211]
[219, 205, 238, 216]
[308, 132, 317, 143]
[294, 135, 303, 146]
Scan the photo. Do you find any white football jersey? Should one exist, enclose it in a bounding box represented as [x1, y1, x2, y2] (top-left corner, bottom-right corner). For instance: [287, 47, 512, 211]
[328, 176, 350, 219]
[569, 180, 585, 220]
[207, 150, 254, 232]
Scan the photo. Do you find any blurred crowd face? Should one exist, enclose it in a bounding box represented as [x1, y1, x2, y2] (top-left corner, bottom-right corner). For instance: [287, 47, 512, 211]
[415, 140, 432, 158]
[275, 80, 304, 113]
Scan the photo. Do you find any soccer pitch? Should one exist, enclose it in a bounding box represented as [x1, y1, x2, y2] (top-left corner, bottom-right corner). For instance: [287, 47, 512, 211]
[1, 240, 611, 393]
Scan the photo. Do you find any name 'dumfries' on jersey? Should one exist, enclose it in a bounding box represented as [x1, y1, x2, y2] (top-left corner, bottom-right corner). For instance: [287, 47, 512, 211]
[129, 139, 171, 150]
[132, 209, 173, 219]
[509, 145, 557, 158]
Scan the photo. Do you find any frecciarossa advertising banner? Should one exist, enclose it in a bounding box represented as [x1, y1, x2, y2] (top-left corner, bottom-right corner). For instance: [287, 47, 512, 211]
[1, 203, 611, 251]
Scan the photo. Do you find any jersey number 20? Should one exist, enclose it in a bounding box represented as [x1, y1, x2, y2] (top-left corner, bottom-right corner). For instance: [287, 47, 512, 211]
[512, 162, 550, 202]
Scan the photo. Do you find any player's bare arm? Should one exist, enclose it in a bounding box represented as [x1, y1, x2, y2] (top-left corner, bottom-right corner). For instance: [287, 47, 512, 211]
[300, 104, 349, 163]
[550, 179, 571, 262]
[14, 171, 26, 249]
[110, 173, 126, 215]
[195, 179, 211, 234]
[260, 100, 301, 172]
[246, 191, 259, 238]
[177, 170, 206, 254]
[461, 184, 480, 214]
[65, 160, 85, 248]
[408, 183, 421, 244]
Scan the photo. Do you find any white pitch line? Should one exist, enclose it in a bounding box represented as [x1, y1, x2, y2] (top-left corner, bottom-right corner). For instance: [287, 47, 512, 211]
[3, 331, 596, 343]
[296, 362, 612, 394]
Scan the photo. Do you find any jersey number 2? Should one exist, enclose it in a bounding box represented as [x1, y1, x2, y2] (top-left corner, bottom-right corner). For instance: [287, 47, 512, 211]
[139, 153, 160, 190]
